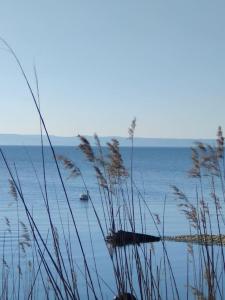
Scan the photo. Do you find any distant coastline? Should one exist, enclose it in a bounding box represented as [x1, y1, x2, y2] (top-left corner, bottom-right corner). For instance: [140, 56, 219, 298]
[0, 134, 215, 147]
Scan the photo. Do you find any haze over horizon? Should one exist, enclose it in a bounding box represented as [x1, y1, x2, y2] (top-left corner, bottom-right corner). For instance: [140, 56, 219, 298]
[0, 132, 216, 147]
[0, 0, 224, 138]
[0, 132, 219, 140]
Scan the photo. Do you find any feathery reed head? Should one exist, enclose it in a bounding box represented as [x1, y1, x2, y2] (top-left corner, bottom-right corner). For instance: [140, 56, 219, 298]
[57, 155, 81, 178]
[189, 147, 201, 178]
[216, 126, 224, 159]
[94, 133, 107, 167]
[128, 118, 136, 139]
[189, 141, 220, 177]
[171, 185, 198, 228]
[78, 135, 95, 162]
[8, 179, 18, 201]
[107, 138, 128, 178]
[94, 166, 108, 189]
[94, 133, 101, 149]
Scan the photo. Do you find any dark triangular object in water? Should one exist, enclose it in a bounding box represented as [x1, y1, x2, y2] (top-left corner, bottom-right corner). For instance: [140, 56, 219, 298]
[114, 292, 137, 300]
[106, 230, 160, 247]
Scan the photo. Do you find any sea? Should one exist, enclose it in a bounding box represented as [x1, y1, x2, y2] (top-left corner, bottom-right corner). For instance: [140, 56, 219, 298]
[0, 146, 222, 299]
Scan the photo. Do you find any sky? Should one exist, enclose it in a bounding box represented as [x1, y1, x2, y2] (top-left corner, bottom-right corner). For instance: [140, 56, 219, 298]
[0, 0, 224, 138]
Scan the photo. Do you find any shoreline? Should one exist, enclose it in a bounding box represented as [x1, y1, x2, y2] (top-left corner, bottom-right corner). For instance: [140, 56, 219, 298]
[164, 234, 225, 245]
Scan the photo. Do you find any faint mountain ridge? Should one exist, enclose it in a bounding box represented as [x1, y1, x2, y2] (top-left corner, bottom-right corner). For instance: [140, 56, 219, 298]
[0, 134, 215, 147]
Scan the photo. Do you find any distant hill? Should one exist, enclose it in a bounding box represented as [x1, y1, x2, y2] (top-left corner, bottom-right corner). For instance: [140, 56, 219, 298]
[0, 134, 215, 147]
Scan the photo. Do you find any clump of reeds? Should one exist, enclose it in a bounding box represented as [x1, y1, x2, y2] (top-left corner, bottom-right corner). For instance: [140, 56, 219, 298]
[172, 126, 225, 300]
[2, 40, 225, 299]
[76, 120, 180, 300]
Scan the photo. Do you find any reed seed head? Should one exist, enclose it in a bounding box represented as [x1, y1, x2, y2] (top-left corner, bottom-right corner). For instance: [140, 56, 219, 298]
[78, 135, 95, 162]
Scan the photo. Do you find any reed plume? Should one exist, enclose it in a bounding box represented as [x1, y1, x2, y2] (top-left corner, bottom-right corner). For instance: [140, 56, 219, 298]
[78, 134, 95, 162]
[57, 155, 81, 178]
[8, 178, 18, 201]
[107, 139, 127, 178]
[216, 125, 224, 159]
[128, 118, 136, 139]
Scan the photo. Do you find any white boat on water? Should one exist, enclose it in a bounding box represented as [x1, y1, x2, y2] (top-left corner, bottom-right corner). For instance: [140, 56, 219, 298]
[79, 193, 89, 201]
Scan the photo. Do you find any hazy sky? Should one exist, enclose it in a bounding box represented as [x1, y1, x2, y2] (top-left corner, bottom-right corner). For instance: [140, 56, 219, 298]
[0, 0, 224, 138]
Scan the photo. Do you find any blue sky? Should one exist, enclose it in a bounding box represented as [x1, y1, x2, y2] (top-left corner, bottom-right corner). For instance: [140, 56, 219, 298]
[0, 0, 224, 138]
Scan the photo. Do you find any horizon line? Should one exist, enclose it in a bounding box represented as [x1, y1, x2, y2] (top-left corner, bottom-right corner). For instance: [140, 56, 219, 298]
[0, 132, 217, 140]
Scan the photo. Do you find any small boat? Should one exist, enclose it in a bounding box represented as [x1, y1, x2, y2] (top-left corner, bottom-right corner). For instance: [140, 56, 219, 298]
[79, 193, 89, 201]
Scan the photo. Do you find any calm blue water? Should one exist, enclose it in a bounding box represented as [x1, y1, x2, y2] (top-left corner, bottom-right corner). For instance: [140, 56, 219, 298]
[0, 146, 194, 235]
[0, 146, 222, 299]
